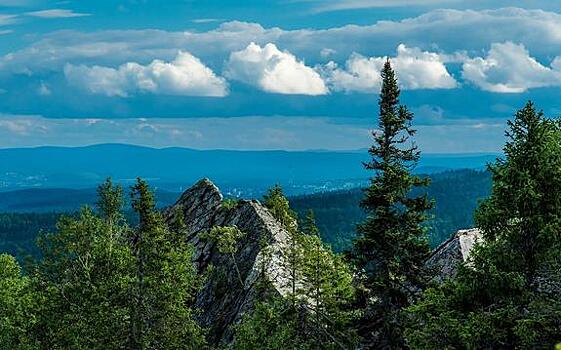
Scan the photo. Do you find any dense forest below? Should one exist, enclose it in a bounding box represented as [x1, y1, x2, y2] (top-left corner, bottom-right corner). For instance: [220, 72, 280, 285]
[291, 169, 491, 251]
[0, 169, 491, 257]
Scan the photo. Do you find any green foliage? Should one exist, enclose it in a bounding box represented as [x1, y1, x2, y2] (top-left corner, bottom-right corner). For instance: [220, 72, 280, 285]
[128, 178, 206, 349]
[0, 178, 207, 350]
[230, 299, 312, 350]
[0, 212, 61, 257]
[263, 184, 298, 233]
[202, 226, 246, 287]
[405, 102, 561, 349]
[33, 207, 134, 349]
[352, 60, 432, 347]
[231, 200, 356, 349]
[96, 177, 124, 225]
[0, 254, 37, 350]
[221, 198, 240, 210]
[202, 226, 245, 256]
[290, 169, 492, 252]
[300, 211, 358, 349]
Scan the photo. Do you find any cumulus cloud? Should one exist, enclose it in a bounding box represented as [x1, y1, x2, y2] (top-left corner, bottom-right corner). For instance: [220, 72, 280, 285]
[324, 44, 457, 92]
[462, 42, 561, 93]
[26, 9, 91, 18]
[64, 51, 228, 97]
[4, 8, 561, 77]
[225, 42, 328, 95]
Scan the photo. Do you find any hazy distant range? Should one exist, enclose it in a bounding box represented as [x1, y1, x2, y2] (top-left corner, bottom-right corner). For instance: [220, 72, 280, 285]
[0, 144, 498, 200]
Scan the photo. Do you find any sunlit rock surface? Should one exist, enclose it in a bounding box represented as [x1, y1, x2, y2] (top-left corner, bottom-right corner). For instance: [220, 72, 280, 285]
[426, 228, 482, 281]
[164, 179, 294, 346]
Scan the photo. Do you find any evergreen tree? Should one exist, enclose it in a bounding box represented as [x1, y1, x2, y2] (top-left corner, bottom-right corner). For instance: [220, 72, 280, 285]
[232, 199, 356, 349]
[263, 185, 303, 306]
[26, 178, 205, 349]
[96, 177, 124, 227]
[0, 254, 38, 350]
[129, 178, 205, 349]
[353, 59, 432, 348]
[300, 210, 357, 349]
[33, 207, 133, 349]
[405, 102, 561, 349]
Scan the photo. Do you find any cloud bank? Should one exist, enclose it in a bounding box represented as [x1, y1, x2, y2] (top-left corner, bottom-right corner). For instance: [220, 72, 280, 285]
[324, 44, 458, 92]
[64, 51, 228, 97]
[26, 9, 91, 18]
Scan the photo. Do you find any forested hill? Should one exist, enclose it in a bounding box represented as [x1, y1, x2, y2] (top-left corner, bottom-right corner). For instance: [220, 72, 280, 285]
[0, 169, 491, 257]
[290, 169, 492, 252]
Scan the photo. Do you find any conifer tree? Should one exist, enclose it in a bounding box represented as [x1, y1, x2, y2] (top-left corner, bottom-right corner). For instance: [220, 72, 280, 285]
[232, 198, 356, 349]
[33, 182, 133, 349]
[0, 254, 37, 350]
[405, 102, 561, 349]
[301, 210, 357, 349]
[129, 178, 205, 349]
[353, 59, 432, 348]
[263, 185, 303, 306]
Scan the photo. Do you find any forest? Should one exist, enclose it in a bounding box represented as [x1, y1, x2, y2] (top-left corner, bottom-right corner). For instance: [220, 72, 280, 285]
[1, 61, 560, 349]
[0, 168, 491, 258]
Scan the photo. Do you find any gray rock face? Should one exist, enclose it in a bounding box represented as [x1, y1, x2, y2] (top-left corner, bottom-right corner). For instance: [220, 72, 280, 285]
[426, 228, 482, 281]
[164, 179, 294, 346]
[165, 179, 488, 345]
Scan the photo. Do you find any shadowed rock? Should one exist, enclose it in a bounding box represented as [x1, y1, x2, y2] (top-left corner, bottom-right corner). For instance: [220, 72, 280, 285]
[426, 228, 482, 281]
[164, 178, 294, 346]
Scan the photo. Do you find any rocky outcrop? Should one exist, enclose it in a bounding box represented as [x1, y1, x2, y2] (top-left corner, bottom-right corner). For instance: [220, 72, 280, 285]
[164, 179, 295, 346]
[425, 228, 482, 281]
[165, 179, 489, 345]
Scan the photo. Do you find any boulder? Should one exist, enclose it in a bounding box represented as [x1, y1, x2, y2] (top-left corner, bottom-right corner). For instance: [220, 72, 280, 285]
[426, 228, 482, 281]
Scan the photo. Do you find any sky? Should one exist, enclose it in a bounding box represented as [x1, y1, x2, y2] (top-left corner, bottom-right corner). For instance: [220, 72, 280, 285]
[2, 0, 561, 152]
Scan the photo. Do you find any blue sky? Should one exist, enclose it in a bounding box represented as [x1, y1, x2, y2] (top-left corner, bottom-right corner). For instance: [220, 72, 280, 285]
[2, 0, 561, 152]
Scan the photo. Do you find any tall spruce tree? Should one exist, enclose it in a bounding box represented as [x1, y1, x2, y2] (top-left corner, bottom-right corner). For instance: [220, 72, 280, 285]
[129, 178, 205, 349]
[353, 59, 432, 348]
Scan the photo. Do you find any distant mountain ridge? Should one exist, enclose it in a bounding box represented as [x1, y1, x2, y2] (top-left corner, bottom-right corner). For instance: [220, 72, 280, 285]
[0, 144, 498, 195]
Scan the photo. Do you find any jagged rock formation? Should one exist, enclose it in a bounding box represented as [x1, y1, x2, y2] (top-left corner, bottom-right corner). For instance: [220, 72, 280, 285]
[164, 179, 295, 346]
[425, 228, 482, 281]
[165, 179, 488, 345]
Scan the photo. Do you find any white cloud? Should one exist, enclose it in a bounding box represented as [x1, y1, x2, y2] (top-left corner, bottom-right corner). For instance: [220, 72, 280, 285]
[225, 42, 328, 95]
[311, 0, 462, 13]
[0, 113, 506, 153]
[0, 14, 17, 26]
[37, 81, 51, 96]
[320, 48, 336, 58]
[26, 9, 91, 18]
[64, 51, 228, 97]
[4, 8, 561, 78]
[462, 42, 561, 93]
[325, 44, 457, 92]
[192, 18, 222, 24]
